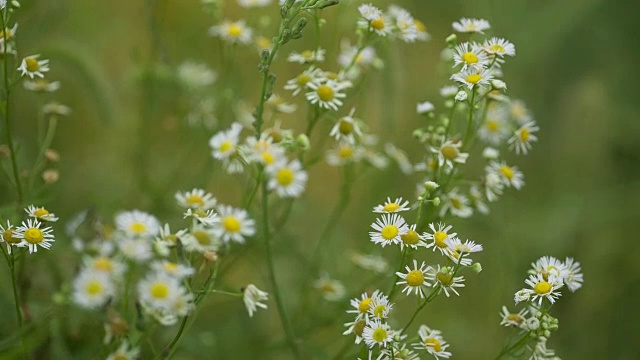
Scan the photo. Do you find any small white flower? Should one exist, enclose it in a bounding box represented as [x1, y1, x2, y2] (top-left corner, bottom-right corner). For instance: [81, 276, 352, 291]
[427, 265, 465, 297]
[483, 37, 516, 57]
[183, 208, 219, 226]
[373, 196, 410, 213]
[431, 140, 469, 169]
[509, 99, 533, 124]
[23, 79, 61, 92]
[389, 6, 418, 42]
[117, 238, 153, 262]
[440, 85, 459, 98]
[455, 90, 468, 102]
[451, 67, 494, 89]
[13, 218, 55, 253]
[530, 256, 568, 280]
[358, 4, 392, 37]
[330, 108, 362, 144]
[417, 101, 435, 115]
[175, 188, 217, 210]
[209, 122, 243, 161]
[514, 289, 530, 304]
[499, 305, 528, 328]
[440, 189, 474, 218]
[83, 256, 127, 278]
[508, 121, 539, 155]
[73, 270, 115, 309]
[396, 260, 432, 297]
[215, 205, 256, 244]
[284, 67, 326, 96]
[209, 20, 253, 44]
[347, 290, 379, 321]
[305, 79, 351, 111]
[178, 61, 217, 88]
[524, 274, 563, 306]
[487, 161, 525, 189]
[385, 143, 414, 175]
[267, 159, 308, 198]
[452, 17, 490, 33]
[350, 253, 389, 274]
[243, 134, 286, 166]
[266, 94, 297, 114]
[155, 223, 187, 248]
[151, 261, 195, 279]
[326, 142, 363, 166]
[484, 171, 504, 202]
[413, 325, 452, 359]
[182, 224, 221, 253]
[314, 274, 346, 301]
[24, 205, 59, 222]
[115, 210, 160, 238]
[18, 54, 50, 79]
[563, 257, 583, 292]
[362, 319, 394, 349]
[338, 42, 377, 69]
[400, 224, 427, 250]
[138, 273, 185, 309]
[369, 213, 409, 247]
[453, 42, 490, 71]
[482, 147, 500, 160]
[287, 48, 326, 64]
[478, 109, 510, 145]
[368, 292, 393, 319]
[243, 284, 269, 317]
[445, 237, 483, 254]
[423, 222, 458, 254]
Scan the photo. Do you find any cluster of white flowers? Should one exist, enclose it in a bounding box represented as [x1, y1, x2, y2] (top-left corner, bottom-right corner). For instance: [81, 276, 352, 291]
[1, 205, 58, 254]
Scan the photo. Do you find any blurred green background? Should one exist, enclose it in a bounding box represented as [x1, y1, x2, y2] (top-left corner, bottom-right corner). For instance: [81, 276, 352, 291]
[2, 0, 639, 359]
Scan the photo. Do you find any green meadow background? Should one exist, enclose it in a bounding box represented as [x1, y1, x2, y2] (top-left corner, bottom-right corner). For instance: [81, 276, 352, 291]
[1, 0, 639, 359]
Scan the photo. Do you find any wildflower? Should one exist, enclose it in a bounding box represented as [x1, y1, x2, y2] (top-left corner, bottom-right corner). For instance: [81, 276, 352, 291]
[138, 273, 185, 309]
[440, 189, 473, 218]
[530, 256, 568, 280]
[155, 223, 187, 248]
[369, 213, 409, 247]
[440, 85, 458, 98]
[413, 325, 452, 359]
[347, 290, 379, 321]
[453, 42, 489, 71]
[509, 99, 533, 124]
[117, 238, 153, 262]
[177, 61, 217, 88]
[350, 253, 389, 274]
[209, 20, 253, 44]
[330, 108, 362, 144]
[84, 256, 126, 278]
[362, 319, 394, 349]
[284, 67, 325, 96]
[243, 284, 269, 317]
[478, 109, 510, 145]
[182, 224, 221, 253]
[388, 6, 418, 42]
[337, 43, 377, 69]
[306, 78, 351, 111]
[446, 237, 483, 254]
[417, 101, 435, 115]
[343, 318, 367, 344]
[13, 218, 55, 253]
[413, 18, 430, 41]
[115, 210, 160, 238]
[523, 274, 563, 306]
[18, 55, 50, 78]
[72, 270, 115, 309]
[43, 102, 72, 116]
[287, 48, 326, 64]
[432, 140, 468, 169]
[244, 134, 285, 166]
[151, 261, 195, 279]
[499, 306, 528, 328]
[452, 17, 490, 33]
[267, 159, 308, 198]
[563, 257, 583, 292]
[183, 208, 219, 226]
[484, 172, 504, 202]
[106, 340, 140, 360]
[368, 292, 393, 319]
[483, 37, 516, 57]
[400, 224, 427, 250]
[25, 204, 59, 222]
[358, 4, 392, 37]
[427, 265, 465, 297]
[423, 222, 458, 254]
[326, 142, 363, 166]
[482, 147, 500, 160]
[451, 67, 494, 89]
[487, 161, 525, 189]
[508, 121, 539, 155]
[175, 188, 217, 210]
[214, 205, 255, 244]
[23, 79, 61, 92]
[373, 197, 410, 213]
[396, 260, 432, 297]
[1, 221, 24, 253]
[209, 122, 243, 161]
[314, 274, 346, 301]
[514, 289, 530, 304]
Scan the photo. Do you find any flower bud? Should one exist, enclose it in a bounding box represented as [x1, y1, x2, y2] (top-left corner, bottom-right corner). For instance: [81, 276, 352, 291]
[424, 181, 439, 192]
[204, 251, 218, 262]
[446, 34, 457, 47]
[491, 79, 507, 90]
[432, 197, 441, 207]
[296, 134, 310, 150]
[455, 90, 468, 102]
[470, 262, 482, 273]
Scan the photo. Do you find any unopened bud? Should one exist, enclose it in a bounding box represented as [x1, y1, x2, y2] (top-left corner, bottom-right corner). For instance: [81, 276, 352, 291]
[446, 34, 457, 47]
[432, 197, 441, 207]
[455, 90, 468, 102]
[42, 169, 59, 184]
[424, 181, 439, 192]
[491, 79, 507, 90]
[204, 251, 218, 262]
[470, 262, 482, 273]
[45, 149, 60, 162]
[295, 134, 310, 150]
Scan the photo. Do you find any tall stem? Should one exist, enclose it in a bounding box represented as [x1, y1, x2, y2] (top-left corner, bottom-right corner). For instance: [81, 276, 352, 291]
[462, 88, 477, 148]
[9, 250, 26, 358]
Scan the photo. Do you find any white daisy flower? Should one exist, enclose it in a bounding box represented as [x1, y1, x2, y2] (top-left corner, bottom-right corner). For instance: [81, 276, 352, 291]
[151, 260, 195, 279]
[484, 171, 504, 202]
[509, 99, 533, 124]
[177, 61, 217, 88]
[287, 48, 326, 64]
[266, 94, 297, 114]
[487, 161, 525, 189]
[368, 292, 393, 320]
[243, 284, 269, 317]
[453, 42, 490, 71]
[451, 67, 494, 89]
[514, 289, 530, 304]
[237, 0, 271, 8]
[400, 224, 427, 250]
[83, 256, 126, 278]
[175, 188, 217, 210]
[17, 54, 50, 79]
[508, 121, 539, 155]
[183, 208, 219, 226]
[431, 140, 469, 169]
[563, 257, 583, 292]
[423, 222, 458, 254]
[369, 213, 409, 247]
[499, 305, 528, 328]
[267, 159, 308, 198]
[337, 43, 377, 69]
[350, 253, 389, 274]
[326, 142, 363, 166]
[215, 205, 255, 244]
[284, 67, 326, 96]
[347, 290, 379, 321]
[72, 270, 115, 309]
[23, 79, 61, 92]
[413, 325, 452, 359]
[389, 6, 418, 42]
[445, 237, 483, 254]
[396, 260, 432, 297]
[483, 37, 516, 57]
[417, 101, 435, 115]
[209, 122, 243, 161]
[314, 274, 346, 301]
[427, 265, 465, 297]
[440, 85, 459, 98]
[373, 197, 410, 213]
[478, 109, 510, 145]
[24, 204, 59, 222]
[106, 340, 140, 360]
[523, 274, 563, 306]
[182, 224, 221, 253]
[13, 218, 55, 253]
[330, 108, 362, 144]
[445, 246, 474, 267]
[469, 184, 490, 215]
[305, 78, 351, 111]
[413, 18, 430, 41]
[115, 210, 160, 238]
[343, 318, 367, 344]
[440, 189, 474, 218]
[452, 17, 490, 34]
[155, 223, 187, 248]
[530, 256, 568, 280]
[358, 4, 392, 37]
[243, 134, 285, 166]
[209, 20, 253, 44]
[117, 238, 153, 262]
[0, 221, 25, 253]
[362, 319, 394, 349]
[138, 273, 185, 309]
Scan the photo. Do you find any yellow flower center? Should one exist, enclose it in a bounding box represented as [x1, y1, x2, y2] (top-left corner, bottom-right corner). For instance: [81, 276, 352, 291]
[519, 128, 530, 141]
[451, 198, 462, 209]
[151, 282, 169, 299]
[406, 270, 424, 287]
[301, 50, 313, 59]
[317, 85, 334, 102]
[370, 17, 385, 31]
[268, 130, 282, 143]
[462, 52, 478, 64]
[113, 355, 127, 360]
[401, 229, 420, 245]
[354, 320, 366, 336]
[86, 281, 103, 296]
[436, 272, 453, 286]
[325, 72, 338, 80]
[227, 23, 242, 37]
[441, 145, 458, 161]
[164, 262, 178, 272]
[381, 225, 398, 240]
[192, 231, 211, 245]
[486, 120, 499, 132]
[165, 234, 178, 243]
[414, 20, 426, 33]
[534, 281, 552, 295]
[219, 141, 233, 153]
[507, 314, 523, 324]
[382, 203, 400, 212]
[372, 327, 388, 342]
[186, 194, 205, 207]
[297, 73, 312, 86]
[500, 166, 514, 180]
[130, 222, 146, 234]
[276, 168, 294, 186]
[26, 58, 40, 72]
[490, 44, 505, 53]
[466, 73, 482, 84]
[425, 338, 442, 352]
[2, 229, 21, 244]
[222, 216, 241, 233]
[257, 36, 271, 50]
[338, 120, 354, 135]
[338, 146, 353, 159]
[434, 231, 448, 248]
[358, 298, 372, 313]
[24, 227, 44, 244]
[373, 305, 386, 318]
[34, 208, 50, 217]
[94, 257, 113, 272]
[262, 152, 275, 164]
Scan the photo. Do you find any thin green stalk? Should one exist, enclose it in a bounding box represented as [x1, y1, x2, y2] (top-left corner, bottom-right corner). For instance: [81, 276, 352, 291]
[401, 284, 440, 334]
[462, 88, 477, 148]
[9, 250, 26, 359]
[494, 332, 531, 360]
[261, 179, 301, 360]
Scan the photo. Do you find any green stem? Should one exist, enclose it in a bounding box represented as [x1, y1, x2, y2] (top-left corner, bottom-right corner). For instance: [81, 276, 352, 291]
[9, 250, 26, 358]
[401, 285, 440, 334]
[495, 332, 531, 360]
[462, 88, 477, 148]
